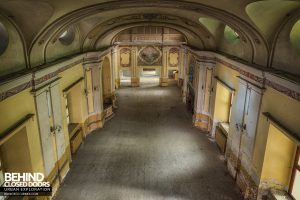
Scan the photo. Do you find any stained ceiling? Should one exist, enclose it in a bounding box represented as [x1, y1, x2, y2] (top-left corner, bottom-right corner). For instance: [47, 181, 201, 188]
[0, 0, 299, 71]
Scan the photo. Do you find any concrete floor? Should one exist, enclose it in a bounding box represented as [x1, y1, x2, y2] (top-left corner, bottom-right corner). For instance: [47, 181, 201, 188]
[55, 83, 243, 200]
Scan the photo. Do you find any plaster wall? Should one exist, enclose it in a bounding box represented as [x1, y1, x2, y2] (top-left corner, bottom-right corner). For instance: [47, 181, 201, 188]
[260, 124, 297, 190]
[252, 87, 300, 179]
[67, 83, 85, 123]
[213, 82, 231, 123]
[0, 127, 32, 173]
[0, 88, 44, 173]
[58, 63, 86, 161]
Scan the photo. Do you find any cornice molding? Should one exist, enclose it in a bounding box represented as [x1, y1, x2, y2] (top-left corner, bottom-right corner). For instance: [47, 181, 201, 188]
[0, 48, 112, 102]
[189, 49, 300, 101]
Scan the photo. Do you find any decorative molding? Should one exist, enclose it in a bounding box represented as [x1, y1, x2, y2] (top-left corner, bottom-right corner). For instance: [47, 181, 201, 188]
[265, 79, 300, 101]
[0, 81, 32, 102]
[168, 47, 179, 67]
[189, 49, 300, 102]
[0, 49, 112, 102]
[120, 48, 131, 67]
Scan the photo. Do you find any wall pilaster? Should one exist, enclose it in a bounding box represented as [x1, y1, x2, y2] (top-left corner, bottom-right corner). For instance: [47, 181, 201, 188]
[160, 47, 169, 87]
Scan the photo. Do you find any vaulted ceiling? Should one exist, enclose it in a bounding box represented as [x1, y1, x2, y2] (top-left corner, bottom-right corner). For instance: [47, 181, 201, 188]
[0, 0, 300, 76]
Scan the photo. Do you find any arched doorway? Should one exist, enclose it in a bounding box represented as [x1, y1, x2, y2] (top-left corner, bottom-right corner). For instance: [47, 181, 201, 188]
[102, 57, 112, 106]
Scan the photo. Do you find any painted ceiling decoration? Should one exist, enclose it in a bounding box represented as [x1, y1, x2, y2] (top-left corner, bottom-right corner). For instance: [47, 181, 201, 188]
[113, 26, 186, 45]
[138, 46, 162, 66]
[0, 0, 300, 76]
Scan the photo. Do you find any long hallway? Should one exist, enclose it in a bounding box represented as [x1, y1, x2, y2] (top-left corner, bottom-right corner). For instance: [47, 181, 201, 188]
[55, 84, 242, 200]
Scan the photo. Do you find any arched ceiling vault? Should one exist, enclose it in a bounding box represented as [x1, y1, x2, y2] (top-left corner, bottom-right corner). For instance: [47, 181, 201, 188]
[81, 14, 216, 50]
[0, 0, 299, 68]
[93, 22, 205, 49]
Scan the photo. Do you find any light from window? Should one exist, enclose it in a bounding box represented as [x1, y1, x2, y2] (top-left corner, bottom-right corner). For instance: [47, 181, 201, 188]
[290, 19, 300, 53]
[224, 25, 240, 43]
[58, 27, 75, 45]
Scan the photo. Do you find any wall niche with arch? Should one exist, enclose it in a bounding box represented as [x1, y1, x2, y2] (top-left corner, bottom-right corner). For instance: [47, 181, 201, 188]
[45, 25, 81, 63]
[0, 18, 27, 78]
[272, 17, 300, 76]
[199, 17, 251, 63]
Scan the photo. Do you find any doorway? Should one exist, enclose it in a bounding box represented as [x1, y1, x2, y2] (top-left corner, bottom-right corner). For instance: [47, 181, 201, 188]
[140, 68, 159, 86]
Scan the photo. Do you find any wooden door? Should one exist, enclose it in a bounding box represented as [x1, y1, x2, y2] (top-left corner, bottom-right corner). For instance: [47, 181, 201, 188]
[86, 69, 94, 114]
[241, 86, 262, 161]
[203, 68, 213, 114]
[50, 83, 66, 161]
[228, 80, 247, 157]
[92, 67, 102, 113]
[35, 90, 56, 177]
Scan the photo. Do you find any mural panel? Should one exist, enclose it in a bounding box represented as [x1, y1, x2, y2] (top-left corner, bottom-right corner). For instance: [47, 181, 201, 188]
[138, 46, 162, 66]
[168, 48, 179, 67]
[120, 48, 131, 67]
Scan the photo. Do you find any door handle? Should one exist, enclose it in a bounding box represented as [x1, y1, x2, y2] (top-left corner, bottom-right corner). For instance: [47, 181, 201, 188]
[50, 126, 55, 133]
[50, 125, 62, 134]
[235, 123, 239, 131]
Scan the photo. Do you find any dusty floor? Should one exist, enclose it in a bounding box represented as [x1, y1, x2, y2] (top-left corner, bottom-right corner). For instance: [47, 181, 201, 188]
[55, 82, 243, 200]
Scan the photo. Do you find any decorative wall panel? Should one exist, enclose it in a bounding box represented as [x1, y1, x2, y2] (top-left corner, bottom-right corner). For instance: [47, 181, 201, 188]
[138, 46, 162, 66]
[188, 55, 196, 84]
[168, 48, 179, 67]
[120, 48, 131, 67]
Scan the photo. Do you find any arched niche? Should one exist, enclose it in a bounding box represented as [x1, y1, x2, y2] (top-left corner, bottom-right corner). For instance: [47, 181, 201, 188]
[102, 56, 112, 106]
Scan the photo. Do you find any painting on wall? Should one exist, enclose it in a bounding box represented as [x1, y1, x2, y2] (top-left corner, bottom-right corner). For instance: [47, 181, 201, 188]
[120, 48, 131, 67]
[138, 45, 162, 66]
[168, 48, 179, 67]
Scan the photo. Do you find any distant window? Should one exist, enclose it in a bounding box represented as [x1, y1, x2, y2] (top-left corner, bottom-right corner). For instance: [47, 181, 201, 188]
[58, 27, 75, 45]
[289, 147, 300, 200]
[0, 22, 9, 56]
[290, 19, 300, 53]
[224, 25, 239, 43]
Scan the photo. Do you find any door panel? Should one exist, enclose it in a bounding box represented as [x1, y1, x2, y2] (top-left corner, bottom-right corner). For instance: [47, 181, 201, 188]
[86, 69, 94, 114]
[229, 81, 247, 156]
[50, 83, 66, 161]
[203, 68, 213, 114]
[36, 91, 56, 176]
[195, 65, 205, 113]
[92, 67, 102, 113]
[242, 87, 262, 159]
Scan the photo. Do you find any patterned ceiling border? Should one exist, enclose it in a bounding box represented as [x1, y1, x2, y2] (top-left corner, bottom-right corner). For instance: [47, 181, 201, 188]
[265, 79, 300, 101]
[216, 58, 264, 84]
[1, 48, 299, 103]
[0, 81, 32, 102]
[189, 50, 300, 102]
[33, 59, 82, 86]
[215, 58, 300, 101]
